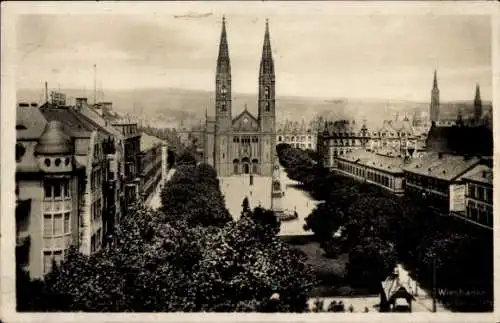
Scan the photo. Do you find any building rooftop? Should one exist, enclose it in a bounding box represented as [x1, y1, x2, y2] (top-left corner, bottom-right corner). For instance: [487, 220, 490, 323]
[460, 164, 493, 186]
[336, 149, 406, 174]
[321, 119, 368, 138]
[40, 104, 94, 138]
[140, 133, 164, 152]
[403, 153, 481, 182]
[34, 121, 74, 155]
[16, 105, 47, 140]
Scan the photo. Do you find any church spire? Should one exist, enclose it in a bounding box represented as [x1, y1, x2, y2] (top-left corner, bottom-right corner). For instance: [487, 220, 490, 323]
[260, 19, 274, 75]
[430, 69, 440, 123]
[474, 83, 482, 123]
[474, 83, 481, 104]
[217, 15, 230, 74]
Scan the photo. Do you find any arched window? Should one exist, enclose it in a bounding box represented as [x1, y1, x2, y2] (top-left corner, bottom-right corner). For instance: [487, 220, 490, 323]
[265, 102, 270, 112]
[264, 86, 270, 99]
[220, 101, 226, 112]
[278, 136, 282, 142]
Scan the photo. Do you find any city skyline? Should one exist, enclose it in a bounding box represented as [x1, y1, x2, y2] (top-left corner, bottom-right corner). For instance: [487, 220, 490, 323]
[16, 7, 492, 102]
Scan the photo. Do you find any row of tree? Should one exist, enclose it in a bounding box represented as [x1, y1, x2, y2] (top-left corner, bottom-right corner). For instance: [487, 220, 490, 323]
[17, 160, 315, 312]
[277, 143, 493, 311]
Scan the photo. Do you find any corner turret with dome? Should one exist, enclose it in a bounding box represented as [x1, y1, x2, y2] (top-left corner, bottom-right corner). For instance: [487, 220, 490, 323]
[35, 120, 75, 173]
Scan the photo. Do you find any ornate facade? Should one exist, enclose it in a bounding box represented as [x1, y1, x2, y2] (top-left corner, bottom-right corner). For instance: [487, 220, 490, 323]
[204, 17, 276, 177]
[317, 119, 370, 169]
[369, 116, 424, 158]
[276, 119, 319, 150]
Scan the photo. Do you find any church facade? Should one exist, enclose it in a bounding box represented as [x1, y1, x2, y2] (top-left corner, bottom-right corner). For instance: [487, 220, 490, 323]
[204, 17, 276, 177]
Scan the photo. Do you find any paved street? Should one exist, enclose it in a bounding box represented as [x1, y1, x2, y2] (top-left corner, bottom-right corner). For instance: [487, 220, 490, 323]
[148, 168, 176, 210]
[277, 166, 320, 236]
[219, 167, 319, 235]
[220, 176, 273, 221]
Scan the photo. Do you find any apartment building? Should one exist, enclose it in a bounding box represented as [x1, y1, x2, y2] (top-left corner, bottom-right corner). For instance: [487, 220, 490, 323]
[138, 133, 164, 204]
[111, 120, 142, 211]
[16, 104, 82, 279]
[459, 164, 493, 229]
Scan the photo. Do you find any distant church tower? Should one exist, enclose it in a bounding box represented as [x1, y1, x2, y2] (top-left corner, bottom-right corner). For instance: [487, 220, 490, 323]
[258, 19, 277, 176]
[430, 69, 440, 123]
[214, 16, 232, 175]
[474, 83, 482, 125]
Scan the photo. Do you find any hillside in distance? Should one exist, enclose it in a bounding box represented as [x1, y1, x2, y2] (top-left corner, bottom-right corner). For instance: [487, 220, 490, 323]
[17, 87, 490, 131]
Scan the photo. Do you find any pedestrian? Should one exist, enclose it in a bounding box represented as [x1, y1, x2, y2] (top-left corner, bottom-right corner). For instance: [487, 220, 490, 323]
[348, 304, 354, 312]
[338, 300, 345, 312]
[327, 301, 336, 312]
[364, 306, 369, 313]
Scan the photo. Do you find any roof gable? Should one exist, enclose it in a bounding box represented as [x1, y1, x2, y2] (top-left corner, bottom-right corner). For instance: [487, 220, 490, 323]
[232, 109, 259, 132]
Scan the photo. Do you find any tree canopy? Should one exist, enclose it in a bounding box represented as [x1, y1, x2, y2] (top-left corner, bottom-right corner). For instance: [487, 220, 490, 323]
[277, 144, 493, 311]
[18, 162, 315, 312]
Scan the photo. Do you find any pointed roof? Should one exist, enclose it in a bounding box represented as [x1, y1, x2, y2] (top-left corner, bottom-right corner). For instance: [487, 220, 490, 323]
[474, 83, 481, 104]
[433, 69, 438, 89]
[217, 15, 231, 74]
[260, 19, 274, 75]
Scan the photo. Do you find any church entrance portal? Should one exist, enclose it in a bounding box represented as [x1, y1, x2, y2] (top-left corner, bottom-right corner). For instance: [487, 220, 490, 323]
[243, 163, 250, 174]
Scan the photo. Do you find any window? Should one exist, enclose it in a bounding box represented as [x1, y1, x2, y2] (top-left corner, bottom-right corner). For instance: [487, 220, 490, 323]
[264, 86, 270, 99]
[265, 102, 270, 112]
[44, 181, 52, 198]
[43, 250, 63, 274]
[64, 181, 70, 197]
[54, 213, 63, 235]
[64, 212, 70, 233]
[91, 234, 96, 253]
[486, 188, 493, 203]
[43, 214, 52, 236]
[96, 228, 102, 249]
[44, 212, 71, 237]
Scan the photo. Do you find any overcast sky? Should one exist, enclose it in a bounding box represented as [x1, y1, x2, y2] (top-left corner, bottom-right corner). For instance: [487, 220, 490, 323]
[16, 5, 492, 101]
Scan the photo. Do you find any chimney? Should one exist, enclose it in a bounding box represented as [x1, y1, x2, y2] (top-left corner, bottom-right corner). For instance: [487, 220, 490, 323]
[75, 97, 88, 110]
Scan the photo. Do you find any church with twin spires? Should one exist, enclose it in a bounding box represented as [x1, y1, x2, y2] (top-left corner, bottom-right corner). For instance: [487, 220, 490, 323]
[204, 17, 277, 177]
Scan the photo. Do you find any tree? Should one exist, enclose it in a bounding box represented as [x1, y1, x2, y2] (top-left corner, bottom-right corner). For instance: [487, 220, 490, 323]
[176, 149, 197, 166]
[25, 178, 315, 312]
[161, 164, 232, 227]
[241, 196, 251, 216]
[346, 236, 397, 292]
